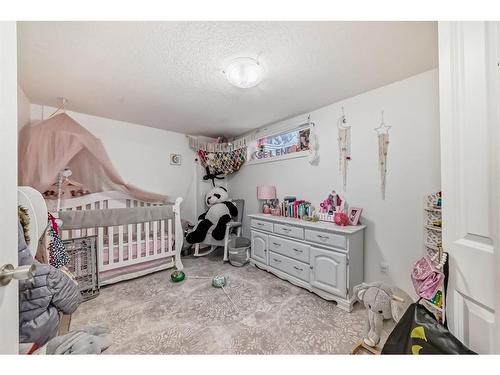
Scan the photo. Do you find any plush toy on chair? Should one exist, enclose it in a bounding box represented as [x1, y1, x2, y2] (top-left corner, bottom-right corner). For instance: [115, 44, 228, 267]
[186, 186, 238, 244]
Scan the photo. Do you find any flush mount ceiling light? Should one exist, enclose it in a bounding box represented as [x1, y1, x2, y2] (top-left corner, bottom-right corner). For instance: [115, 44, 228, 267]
[224, 57, 263, 89]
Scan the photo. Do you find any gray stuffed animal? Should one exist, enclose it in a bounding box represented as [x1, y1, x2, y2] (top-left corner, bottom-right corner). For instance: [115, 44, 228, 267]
[353, 282, 412, 347]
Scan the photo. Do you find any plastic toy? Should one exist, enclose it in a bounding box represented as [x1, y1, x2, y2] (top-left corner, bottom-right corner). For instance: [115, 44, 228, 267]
[170, 270, 185, 282]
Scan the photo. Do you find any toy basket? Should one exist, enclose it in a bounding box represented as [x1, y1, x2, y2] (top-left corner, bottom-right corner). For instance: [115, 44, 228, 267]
[63, 235, 100, 301]
[227, 237, 251, 267]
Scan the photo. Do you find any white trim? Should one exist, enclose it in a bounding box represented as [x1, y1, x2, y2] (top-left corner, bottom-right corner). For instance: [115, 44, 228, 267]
[246, 149, 309, 166]
[238, 114, 311, 141]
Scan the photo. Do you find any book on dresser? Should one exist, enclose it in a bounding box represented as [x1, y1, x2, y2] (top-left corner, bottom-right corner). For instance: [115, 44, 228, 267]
[248, 213, 365, 312]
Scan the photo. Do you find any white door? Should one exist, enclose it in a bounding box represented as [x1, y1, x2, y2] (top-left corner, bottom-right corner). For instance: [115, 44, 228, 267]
[0, 21, 19, 354]
[251, 231, 268, 264]
[310, 247, 347, 297]
[439, 21, 499, 353]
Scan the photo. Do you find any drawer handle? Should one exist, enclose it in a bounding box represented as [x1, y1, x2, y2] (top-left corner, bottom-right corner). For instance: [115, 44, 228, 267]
[256, 222, 264, 226]
[273, 258, 281, 263]
[293, 248, 303, 253]
[272, 242, 281, 246]
[281, 228, 292, 232]
[293, 266, 303, 271]
[317, 234, 329, 240]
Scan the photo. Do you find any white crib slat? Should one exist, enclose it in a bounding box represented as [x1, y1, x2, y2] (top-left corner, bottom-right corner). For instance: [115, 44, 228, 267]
[136, 222, 141, 259]
[108, 226, 114, 265]
[144, 222, 150, 257]
[168, 219, 173, 254]
[153, 221, 158, 254]
[98, 227, 104, 268]
[161, 220, 166, 254]
[118, 226, 124, 263]
[127, 224, 133, 261]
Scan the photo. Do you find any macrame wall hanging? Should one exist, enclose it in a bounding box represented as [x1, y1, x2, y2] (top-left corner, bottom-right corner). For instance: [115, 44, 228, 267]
[308, 115, 320, 165]
[374, 111, 391, 199]
[337, 107, 351, 191]
[188, 136, 247, 177]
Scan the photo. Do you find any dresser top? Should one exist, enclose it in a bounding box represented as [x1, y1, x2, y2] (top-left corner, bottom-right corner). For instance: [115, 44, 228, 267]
[248, 213, 366, 234]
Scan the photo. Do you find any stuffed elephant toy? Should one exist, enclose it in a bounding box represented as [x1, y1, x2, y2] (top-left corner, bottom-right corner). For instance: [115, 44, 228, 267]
[354, 282, 412, 347]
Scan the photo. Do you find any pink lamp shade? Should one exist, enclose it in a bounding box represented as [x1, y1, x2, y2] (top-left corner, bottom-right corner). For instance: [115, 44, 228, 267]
[257, 185, 277, 200]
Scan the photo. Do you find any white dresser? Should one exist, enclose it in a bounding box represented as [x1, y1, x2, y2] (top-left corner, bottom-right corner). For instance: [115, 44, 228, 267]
[249, 214, 365, 312]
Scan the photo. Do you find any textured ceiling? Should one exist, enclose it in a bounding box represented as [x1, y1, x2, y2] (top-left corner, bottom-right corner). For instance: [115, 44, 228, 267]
[18, 21, 437, 137]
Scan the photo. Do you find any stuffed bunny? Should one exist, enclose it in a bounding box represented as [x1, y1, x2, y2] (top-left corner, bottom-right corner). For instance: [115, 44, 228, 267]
[354, 282, 412, 347]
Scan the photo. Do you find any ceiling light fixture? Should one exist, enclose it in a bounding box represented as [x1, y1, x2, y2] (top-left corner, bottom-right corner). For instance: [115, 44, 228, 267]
[224, 57, 263, 89]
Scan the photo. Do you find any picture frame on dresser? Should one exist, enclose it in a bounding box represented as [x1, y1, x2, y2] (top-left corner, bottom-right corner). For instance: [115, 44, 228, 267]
[348, 207, 363, 225]
[248, 213, 365, 312]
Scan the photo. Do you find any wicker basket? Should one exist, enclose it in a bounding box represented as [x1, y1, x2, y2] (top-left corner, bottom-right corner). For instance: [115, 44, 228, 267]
[63, 236, 99, 301]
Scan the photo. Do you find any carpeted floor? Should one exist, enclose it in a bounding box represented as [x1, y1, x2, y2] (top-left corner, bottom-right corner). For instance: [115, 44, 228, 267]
[70, 248, 368, 354]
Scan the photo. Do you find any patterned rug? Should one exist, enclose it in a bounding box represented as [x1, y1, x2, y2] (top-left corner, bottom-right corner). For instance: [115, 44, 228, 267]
[70, 248, 367, 354]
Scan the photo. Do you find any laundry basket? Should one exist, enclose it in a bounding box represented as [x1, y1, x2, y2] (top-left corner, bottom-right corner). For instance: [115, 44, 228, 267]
[62, 235, 99, 301]
[227, 237, 251, 267]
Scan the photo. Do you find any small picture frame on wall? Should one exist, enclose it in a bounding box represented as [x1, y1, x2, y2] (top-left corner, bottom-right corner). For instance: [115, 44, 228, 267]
[348, 207, 363, 225]
[170, 154, 182, 166]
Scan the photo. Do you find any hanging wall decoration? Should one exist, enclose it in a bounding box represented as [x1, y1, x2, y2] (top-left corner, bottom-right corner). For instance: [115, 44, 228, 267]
[308, 115, 320, 165]
[374, 111, 391, 199]
[337, 107, 351, 191]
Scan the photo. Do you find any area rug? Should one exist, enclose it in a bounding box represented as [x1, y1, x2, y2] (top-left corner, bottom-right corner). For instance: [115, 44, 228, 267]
[70, 249, 367, 354]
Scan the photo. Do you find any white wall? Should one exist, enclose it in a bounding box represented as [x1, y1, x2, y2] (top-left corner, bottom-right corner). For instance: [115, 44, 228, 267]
[229, 69, 441, 295]
[17, 85, 30, 129]
[30, 105, 198, 223]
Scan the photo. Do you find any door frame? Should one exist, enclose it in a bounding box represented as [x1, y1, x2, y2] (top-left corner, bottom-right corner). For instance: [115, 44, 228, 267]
[0, 21, 19, 354]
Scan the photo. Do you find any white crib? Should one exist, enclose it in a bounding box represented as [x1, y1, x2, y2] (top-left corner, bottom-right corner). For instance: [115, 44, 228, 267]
[47, 191, 184, 286]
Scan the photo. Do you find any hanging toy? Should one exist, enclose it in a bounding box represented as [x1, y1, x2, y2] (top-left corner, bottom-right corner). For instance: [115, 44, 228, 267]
[202, 166, 225, 187]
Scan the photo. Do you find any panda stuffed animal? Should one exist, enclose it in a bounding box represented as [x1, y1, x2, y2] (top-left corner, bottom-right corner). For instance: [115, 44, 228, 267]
[186, 186, 238, 244]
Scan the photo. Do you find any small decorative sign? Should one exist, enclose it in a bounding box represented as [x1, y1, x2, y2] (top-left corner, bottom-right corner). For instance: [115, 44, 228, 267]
[249, 127, 310, 162]
[170, 154, 182, 166]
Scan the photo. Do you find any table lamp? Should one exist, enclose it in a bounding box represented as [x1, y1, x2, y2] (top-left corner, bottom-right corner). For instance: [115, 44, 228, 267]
[257, 185, 276, 214]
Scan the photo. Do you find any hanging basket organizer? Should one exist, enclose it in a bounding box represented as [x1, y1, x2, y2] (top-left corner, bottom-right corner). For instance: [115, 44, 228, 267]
[197, 147, 247, 176]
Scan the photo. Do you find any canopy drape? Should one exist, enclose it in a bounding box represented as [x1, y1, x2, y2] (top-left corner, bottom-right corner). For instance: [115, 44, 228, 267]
[18, 113, 169, 203]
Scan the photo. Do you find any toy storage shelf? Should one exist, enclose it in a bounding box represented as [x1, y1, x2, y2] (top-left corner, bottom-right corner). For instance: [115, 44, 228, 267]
[421, 192, 445, 324]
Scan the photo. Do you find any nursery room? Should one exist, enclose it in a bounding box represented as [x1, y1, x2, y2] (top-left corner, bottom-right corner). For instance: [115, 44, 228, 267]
[1, 13, 500, 362]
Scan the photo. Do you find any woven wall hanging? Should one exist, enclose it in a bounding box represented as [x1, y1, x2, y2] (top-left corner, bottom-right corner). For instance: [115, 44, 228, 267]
[374, 111, 391, 199]
[337, 107, 351, 191]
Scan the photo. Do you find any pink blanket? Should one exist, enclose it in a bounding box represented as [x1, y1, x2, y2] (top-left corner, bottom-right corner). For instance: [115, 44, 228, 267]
[19, 113, 168, 203]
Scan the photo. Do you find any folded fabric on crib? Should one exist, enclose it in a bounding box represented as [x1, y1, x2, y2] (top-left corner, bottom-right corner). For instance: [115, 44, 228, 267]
[57, 205, 174, 229]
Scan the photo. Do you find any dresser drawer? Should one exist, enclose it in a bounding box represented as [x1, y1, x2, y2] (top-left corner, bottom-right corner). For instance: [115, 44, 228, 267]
[305, 229, 347, 249]
[273, 223, 304, 239]
[269, 252, 310, 282]
[269, 235, 309, 263]
[251, 219, 273, 232]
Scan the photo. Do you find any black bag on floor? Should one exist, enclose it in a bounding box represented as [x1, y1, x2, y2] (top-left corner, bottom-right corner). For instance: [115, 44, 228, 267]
[382, 303, 475, 354]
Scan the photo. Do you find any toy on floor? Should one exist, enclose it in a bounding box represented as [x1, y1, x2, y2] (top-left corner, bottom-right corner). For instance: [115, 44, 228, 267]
[170, 270, 186, 282]
[353, 282, 412, 348]
[193, 274, 238, 311]
[186, 186, 238, 244]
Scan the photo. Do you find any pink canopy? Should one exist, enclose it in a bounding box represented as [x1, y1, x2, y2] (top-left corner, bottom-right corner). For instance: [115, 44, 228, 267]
[18, 113, 169, 203]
